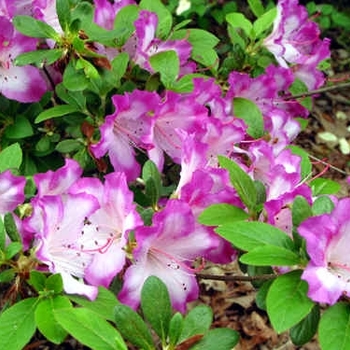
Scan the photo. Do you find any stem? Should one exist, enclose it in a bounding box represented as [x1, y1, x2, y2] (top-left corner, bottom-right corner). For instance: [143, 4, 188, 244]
[285, 81, 350, 100]
[197, 273, 276, 282]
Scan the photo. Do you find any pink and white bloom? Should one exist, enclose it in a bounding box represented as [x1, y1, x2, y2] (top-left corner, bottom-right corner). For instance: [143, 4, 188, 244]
[69, 172, 142, 288]
[0, 169, 26, 214]
[263, 0, 330, 89]
[27, 193, 100, 300]
[299, 198, 350, 304]
[126, 10, 192, 73]
[119, 199, 214, 312]
[91, 90, 158, 181]
[0, 16, 47, 102]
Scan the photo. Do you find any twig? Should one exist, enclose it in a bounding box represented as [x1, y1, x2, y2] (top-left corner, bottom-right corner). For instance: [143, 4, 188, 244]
[197, 273, 276, 282]
[308, 154, 349, 176]
[285, 81, 350, 100]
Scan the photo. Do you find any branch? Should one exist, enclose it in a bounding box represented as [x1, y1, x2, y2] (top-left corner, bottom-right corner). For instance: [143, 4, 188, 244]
[285, 81, 350, 100]
[197, 273, 276, 282]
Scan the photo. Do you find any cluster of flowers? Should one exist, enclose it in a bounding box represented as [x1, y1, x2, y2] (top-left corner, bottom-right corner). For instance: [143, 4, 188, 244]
[1, 0, 347, 311]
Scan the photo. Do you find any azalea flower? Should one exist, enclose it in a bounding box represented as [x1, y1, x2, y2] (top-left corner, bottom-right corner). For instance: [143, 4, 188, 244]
[69, 171, 142, 288]
[125, 10, 192, 73]
[0, 16, 47, 102]
[27, 193, 100, 300]
[118, 199, 214, 312]
[263, 0, 330, 89]
[298, 198, 350, 305]
[91, 90, 158, 181]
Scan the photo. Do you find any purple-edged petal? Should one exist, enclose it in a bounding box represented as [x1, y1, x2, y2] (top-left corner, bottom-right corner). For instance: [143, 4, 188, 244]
[34, 159, 83, 197]
[0, 170, 26, 213]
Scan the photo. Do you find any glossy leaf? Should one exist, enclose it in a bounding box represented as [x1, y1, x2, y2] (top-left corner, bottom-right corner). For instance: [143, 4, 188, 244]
[233, 97, 264, 139]
[266, 270, 314, 333]
[56, 307, 127, 350]
[215, 221, 294, 251]
[114, 304, 155, 350]
[0, 143, 23, 172]
[190, 328, 239, 350]
[0, 298, 38, 350]
[319, 302, 350, 350]
[198, 203, 249, 226]
[14, 49, 64, 66]
[35, 105, 81, 124]
[218, 156, 257, 211]
[240, 245, 300, 266]
[13, 15, 60, 39]
[35, 296, 71, 344]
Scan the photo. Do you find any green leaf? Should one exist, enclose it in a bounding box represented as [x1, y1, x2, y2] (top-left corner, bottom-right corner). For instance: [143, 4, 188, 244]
[312, 196, 335, 215]
[55, 83, 87, 110]
[255, 280, 273, 310]
[140, 0, 172, 39]
[311, 177, 341, 196]
[63, 60, 90, 91]
[218, 156, 257, 211]
[178, 305, 213, 343]
[56, 307, 127, 350]
[28, 271, 47, 293]
[4, 116, 33, 139]
[45, 273, 63, 294]
[0, 298, 38, 350]
[289, 79, 313, 110]
[226, 12, 253, 38]
[319, 302, 350, 350]
[13, 15, 59, 40]
[266, 270, 314, 333]
[240, 245, 300, 266]
[149, 50, 179, 89]
[287, 145, 312, 180]
[35, 105, 81, 123]
[14, 49, 64, 66]
[56, 139, 83, 153]
[4, 213, 21, 243]
[253, 7, 277, 37]
[35, 296, 71, 344]
[233, 97, 264, 139]
[114, 304, 155, 350]
[69, 286, 120, 322]
[290, 304, 320, 346]
[190, 328, 239, 350]
[4, 242, 22, 260]
[292, 196, 312, 228]
[198, 203, 249, 226]
[141, 276, 172, 342]
[0, 268, 15, 283]
[56, 0, 71, 32]
[168, 312, 183, 347]
[142, 160, 162, 208]
[113, 5, 140, 46]
[248, 0, 265, 17]
[171, 29, 219, 71]
[0, 143, 23, 172]
[216, 221, 294, 252]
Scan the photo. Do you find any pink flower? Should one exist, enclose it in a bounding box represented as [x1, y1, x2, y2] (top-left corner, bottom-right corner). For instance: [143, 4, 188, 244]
[263, 0, 330, 89]
[126, 10, 192, 73]
[69, 172, 142, 288]
[0, 16, 47, 102]
[148, 91, 208, 169]
[119, 199, 214, 312]
[27, 193, 100, 300]
[298, 198, 350, 304]
[0, 169, 26, 213]
[91, 90, 158, 181]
